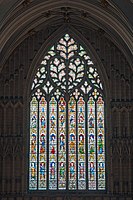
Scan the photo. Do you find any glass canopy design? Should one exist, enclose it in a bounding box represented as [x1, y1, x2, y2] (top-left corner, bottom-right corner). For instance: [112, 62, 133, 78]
[29, 34, 105, 191]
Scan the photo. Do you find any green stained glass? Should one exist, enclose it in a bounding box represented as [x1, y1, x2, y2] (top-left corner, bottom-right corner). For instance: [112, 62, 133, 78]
[29, 33, 106, 191]
[49, 97, 57, 190]
[29, 97, 38, 190]
[78, 97, 86, 190]
[38, 97, 47, 189]
[58, 97, 66, 189]
[68, 97, 77, 190]
[88, 97, 96, 190]
[97, 97, 105, 190]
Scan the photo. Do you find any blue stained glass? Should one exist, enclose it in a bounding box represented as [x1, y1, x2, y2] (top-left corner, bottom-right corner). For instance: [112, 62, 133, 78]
[78, 97, 86, 190]
[29, 34, 106, 191]
[38, 97, 47, 189]
[97, 97, 105, 190]
[68, 97, 77, 190]
[49, 97, 57, 190]
[29, 97, 38, 190]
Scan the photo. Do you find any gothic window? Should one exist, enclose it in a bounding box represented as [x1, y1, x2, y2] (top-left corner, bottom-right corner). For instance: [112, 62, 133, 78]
[29, 34, 105, 191]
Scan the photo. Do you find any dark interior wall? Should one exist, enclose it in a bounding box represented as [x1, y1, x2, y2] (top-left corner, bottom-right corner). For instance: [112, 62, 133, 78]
[0, 2, 133, 200]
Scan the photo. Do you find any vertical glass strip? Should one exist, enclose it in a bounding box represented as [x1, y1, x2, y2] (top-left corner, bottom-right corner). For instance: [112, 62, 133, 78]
[58, 97, 66, 189]
[88, 97, 96, 190]
[97, 97, 105, 190]
[68, 97, 77, 190]
[29, 97, 38, 190]
[38, 97, 47, 189]
[77, 97, 86, 189]
[49, 97, 57, 189]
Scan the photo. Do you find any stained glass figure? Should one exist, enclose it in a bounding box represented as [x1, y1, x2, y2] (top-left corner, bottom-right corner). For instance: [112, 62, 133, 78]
[88, 97, 96, 190]
[68, 97, 77, 190]
[29, 33, 106, 191]
[29, 97, 38, 190]
[58, 97, 66, 189]
[97, 97, 105, 190]
[49, 97, 57, 189]
[77, 97, 86, 190]
[38, 97, 47, 189]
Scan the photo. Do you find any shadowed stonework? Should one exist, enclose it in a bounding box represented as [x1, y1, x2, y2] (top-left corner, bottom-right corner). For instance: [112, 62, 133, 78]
[0, 1, 133, 200]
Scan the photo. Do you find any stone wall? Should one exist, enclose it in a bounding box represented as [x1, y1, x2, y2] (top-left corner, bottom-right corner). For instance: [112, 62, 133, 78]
[0, 22, 133, 200]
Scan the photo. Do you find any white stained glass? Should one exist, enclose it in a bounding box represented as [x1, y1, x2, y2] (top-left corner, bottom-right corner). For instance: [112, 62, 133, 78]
[88, 97, 96, 190]
[97, 97, 105, 190]
[49, 97, 57, 190]
[29, 33, 105, 191]
[38, 97, 47, 190]
[78, 97, 86, 190]
[29, 97, 38, 190]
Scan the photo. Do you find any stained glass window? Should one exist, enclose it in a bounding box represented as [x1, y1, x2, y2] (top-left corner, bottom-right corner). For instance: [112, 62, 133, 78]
[29, 34, 106, 191]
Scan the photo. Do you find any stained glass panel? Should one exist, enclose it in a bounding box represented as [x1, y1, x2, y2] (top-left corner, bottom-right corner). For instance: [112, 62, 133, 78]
[38, 97, 47, 189]
[77, 97, 86, 190]
[29, 33, 106, 191]
[58, 97, 66, 189]
[49, 97, 57, 189]
[97, 97, 105, 190]
[88, 97, 96, 190]
[29, 97, 38, 190]
[68, 97, 77, 190]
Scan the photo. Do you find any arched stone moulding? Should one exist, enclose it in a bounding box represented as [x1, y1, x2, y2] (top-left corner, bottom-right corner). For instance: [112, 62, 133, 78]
[1, 0, 133, 71]
[23, 26, 111, 192]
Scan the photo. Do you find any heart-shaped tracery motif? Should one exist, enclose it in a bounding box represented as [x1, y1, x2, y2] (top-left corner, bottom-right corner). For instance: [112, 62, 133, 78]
[31, 34, 103, 94]
[29, 33, 105, 191]
[50, 56, 85, 91]
[49, 34, 85, 92]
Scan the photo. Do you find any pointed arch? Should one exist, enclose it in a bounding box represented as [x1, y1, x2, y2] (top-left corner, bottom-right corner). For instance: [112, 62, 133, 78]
[29, 32, 106, 191]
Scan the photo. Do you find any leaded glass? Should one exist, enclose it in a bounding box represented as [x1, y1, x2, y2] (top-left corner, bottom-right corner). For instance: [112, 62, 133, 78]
[97, 97, 105, 190]
[38, 97, 47, 189]
[88, 97, 96, 190]
[29, 33, 106, 191]
[29, 97, 38, 190]
[68, 97, 77, 190]
[49, 97, 57, 190]
[78, 97, 86, 190]
[58, 97, 66, 189]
